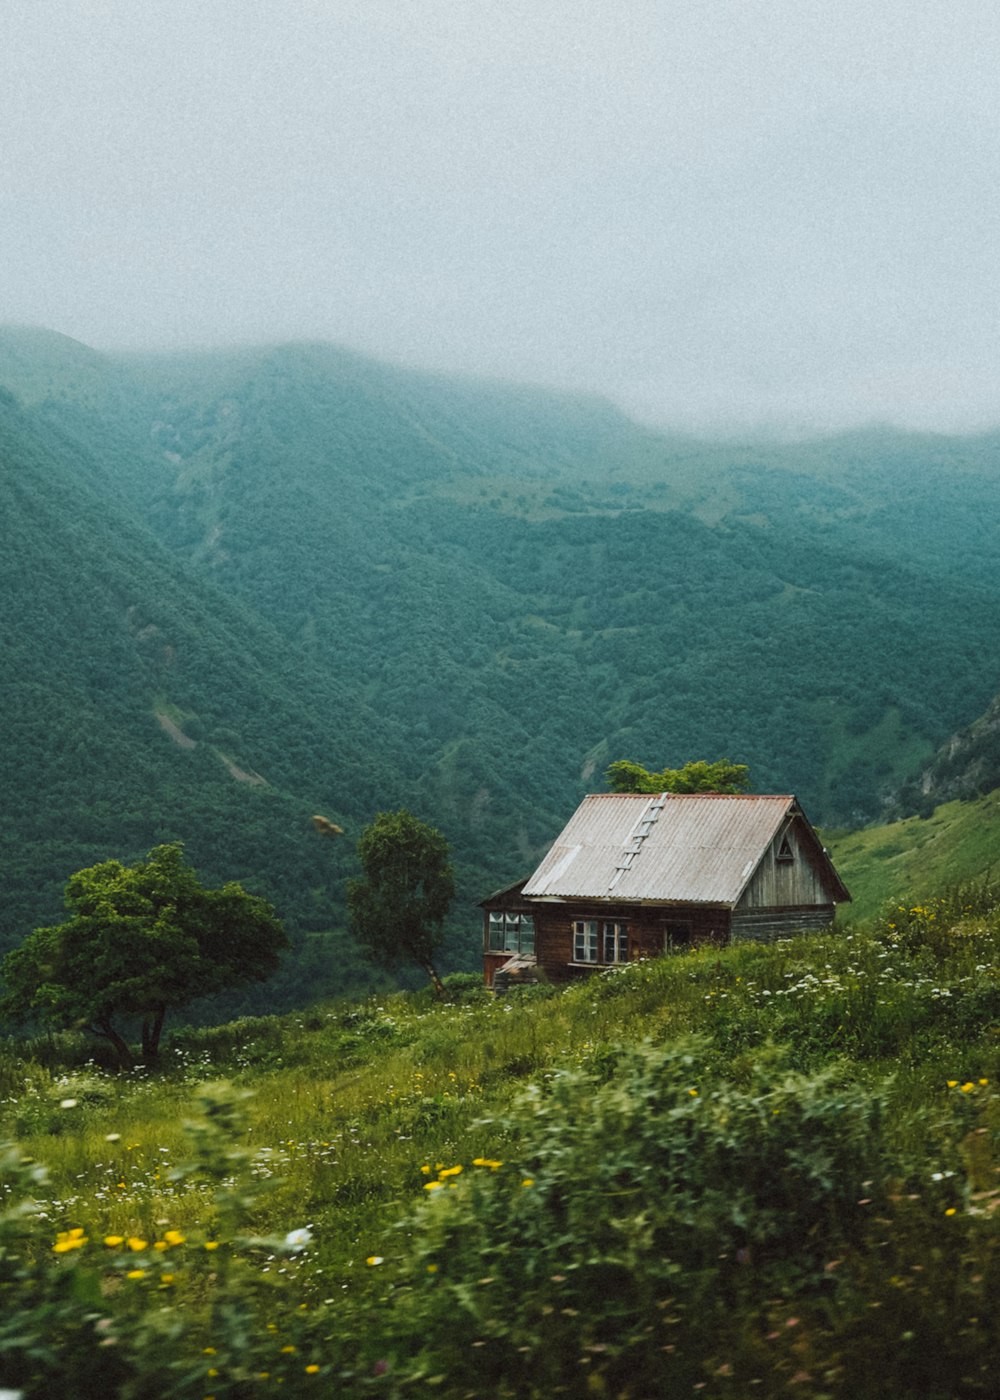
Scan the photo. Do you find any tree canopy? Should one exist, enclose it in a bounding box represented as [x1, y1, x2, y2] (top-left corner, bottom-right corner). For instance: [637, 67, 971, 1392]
[0, 843, 286, 1065]
[605, 757, 751, 795]
[346, 810, 454, 995]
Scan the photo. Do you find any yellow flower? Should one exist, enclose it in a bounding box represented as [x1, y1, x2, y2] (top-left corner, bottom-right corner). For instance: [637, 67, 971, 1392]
[472, 1158, 502, 1169]
[203, 1348, 217, 1356]
[164, 1229, 186, 1246]
[945, 1208, 957, 1216]
[980, 1079, 990, 1086]
[154, 1241, 168, 1251]
[127, 1237, 148, 1252]
[53, 1227, 88, 1253]
[281, 1345, 296, 1354]
[127, 1269, 144, 1279]
[439, 1165, 463, 1178]
[961, 1083, 975, 1093]
[204, 1241, 220, 1251]
[424, 1181, 443, 1191]
[161, 1273, 175, 1283]
[522, 1178, 535, 1188]
[688, 1089, 698, 1097]
[104, 1235, 124, 1247]
[305, 1365, 320, 1374]
[366, 1256, 384, 1266]
[427, 1263, 438, 1273]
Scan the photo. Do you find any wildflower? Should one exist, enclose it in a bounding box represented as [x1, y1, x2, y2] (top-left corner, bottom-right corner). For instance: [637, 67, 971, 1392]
[946, 1208, 957, 1216]
[104, 1235, 124, 1247]
[283, 1228, 312, 1252]
[472, 1158, 502, 1170]
[947, 1081, 958, 1087]
[424, 1181, 443, 1191]
[59, 1098, 79, 1109]
[980, 1079, 990, 1086]
[961, 1083, 975, 1093]
[53, 1227, 88, 1253]
[439, 1165, 462, 1178]
[164, 1229, 185, 1246]
[105, 1132, 121, 1143]
[204, 1241, 220, 1251]
[366, 1256, 384, 1266]
[688, 1089, 698, 1097]
[305, 1365, 320, 1374]
[522, 1178, 535, 1188]
[127, 1237, 147, 1252]
[126, 1269, 144, 1279]
[427, 1263, 438, 1273]
[281, 1345, 296, 1354]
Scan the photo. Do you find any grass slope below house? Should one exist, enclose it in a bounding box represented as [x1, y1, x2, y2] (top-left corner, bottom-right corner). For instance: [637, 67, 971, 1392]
[6, 884, 1000, 1395]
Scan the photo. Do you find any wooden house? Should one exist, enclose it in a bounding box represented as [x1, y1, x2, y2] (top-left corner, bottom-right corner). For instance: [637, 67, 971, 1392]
[482, 792, 850, 988]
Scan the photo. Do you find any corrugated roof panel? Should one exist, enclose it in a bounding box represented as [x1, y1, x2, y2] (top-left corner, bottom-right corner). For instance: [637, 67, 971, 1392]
[522, 793, 795, 905]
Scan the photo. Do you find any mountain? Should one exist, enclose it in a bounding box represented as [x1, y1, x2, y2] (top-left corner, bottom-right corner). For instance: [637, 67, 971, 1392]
[3, 325, 1000, 1001]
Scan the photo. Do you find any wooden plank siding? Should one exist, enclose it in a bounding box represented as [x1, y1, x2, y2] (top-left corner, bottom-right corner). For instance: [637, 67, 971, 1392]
[738, 815, 836, 909]
[531, 902, 730, 983]
[731, 905, 835, 944]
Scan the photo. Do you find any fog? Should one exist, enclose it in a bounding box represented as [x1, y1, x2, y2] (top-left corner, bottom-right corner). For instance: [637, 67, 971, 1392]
[3, 0, 999, 433]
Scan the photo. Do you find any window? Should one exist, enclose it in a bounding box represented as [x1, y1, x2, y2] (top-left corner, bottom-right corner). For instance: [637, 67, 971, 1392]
[776, 834, 794, 863]
[573, 919, 598, 962]
[487, 911, 535, 955]
[603, 921, 629, 963]
[573, 919, 628, 963]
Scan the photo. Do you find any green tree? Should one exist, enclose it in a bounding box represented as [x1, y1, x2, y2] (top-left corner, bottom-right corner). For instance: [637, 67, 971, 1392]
[606, 757, 751, 794]
[347, 809, 454, 996]
[0, 843, 286, 1066]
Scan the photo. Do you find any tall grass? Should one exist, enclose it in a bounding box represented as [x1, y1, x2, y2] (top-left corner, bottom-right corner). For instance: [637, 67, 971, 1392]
[4, 887, 1000, 1393]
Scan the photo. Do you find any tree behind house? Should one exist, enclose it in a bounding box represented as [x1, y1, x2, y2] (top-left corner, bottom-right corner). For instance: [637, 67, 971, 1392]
[606, 757, 750, 794]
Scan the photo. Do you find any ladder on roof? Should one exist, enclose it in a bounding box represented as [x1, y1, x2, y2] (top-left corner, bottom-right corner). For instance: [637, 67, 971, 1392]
[607, 793, 666, 892]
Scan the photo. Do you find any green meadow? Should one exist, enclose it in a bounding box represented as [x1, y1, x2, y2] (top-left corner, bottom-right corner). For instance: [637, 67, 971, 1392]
[5, 884, 1000, 1396]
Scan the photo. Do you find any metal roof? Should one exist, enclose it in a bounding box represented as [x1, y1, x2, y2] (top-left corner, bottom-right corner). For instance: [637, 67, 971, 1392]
[521, 793, 808, 906]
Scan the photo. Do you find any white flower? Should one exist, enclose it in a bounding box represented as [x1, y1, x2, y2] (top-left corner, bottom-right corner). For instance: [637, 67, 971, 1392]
[283, 1228, 313, 1252]
[59, 1098, 79, 1109]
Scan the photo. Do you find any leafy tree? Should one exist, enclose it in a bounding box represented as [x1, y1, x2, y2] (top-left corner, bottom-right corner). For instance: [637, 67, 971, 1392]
[0, 843, 286, 1066]
[606, 757, 751, 795]
[347, 810, 454, 996]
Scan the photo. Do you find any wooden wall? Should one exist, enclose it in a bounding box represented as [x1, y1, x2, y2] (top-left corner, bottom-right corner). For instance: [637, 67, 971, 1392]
[533, 902, 730, 982]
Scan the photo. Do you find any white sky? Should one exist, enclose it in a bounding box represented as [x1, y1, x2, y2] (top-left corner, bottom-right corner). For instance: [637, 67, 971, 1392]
[2, 0, 1000, 432]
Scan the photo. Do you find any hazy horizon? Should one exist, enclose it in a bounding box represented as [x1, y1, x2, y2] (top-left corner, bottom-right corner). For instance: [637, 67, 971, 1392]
[4, 1, 1000, 436]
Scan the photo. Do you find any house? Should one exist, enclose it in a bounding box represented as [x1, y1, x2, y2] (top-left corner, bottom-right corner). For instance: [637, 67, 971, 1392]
[481, 792, 850, 987]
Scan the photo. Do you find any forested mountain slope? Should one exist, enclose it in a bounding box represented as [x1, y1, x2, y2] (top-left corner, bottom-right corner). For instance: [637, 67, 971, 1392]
[3, 326, 1000, 1003]
[0, 384, 410, 957]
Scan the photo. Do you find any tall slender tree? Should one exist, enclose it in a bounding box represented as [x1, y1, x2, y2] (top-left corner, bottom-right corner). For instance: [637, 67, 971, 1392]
[347, 809, 454, 995]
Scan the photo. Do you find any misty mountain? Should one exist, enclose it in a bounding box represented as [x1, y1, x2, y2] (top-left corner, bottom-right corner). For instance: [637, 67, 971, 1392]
[3, 327, 1000, 1001]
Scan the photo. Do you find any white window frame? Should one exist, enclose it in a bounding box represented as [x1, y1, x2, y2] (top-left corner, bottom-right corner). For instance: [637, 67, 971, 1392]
[573, 919, 599, 963]
[487, 910, 535, 955]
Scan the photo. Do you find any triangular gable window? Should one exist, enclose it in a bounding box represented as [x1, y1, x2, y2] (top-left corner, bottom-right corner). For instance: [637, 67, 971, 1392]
[776, 834, 794, 863]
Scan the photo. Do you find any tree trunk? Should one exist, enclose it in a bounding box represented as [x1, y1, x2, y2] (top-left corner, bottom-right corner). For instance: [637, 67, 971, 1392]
[89, 1019, 133, 1070]
[423, 962, 445, 998]
[141, 1004, 167, 1065]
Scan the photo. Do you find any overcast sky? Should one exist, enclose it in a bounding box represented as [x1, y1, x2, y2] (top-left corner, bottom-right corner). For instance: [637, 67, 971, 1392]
[2, 1, 999, 433]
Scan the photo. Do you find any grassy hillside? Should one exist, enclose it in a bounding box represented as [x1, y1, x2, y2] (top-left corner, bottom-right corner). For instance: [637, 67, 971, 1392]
[5, 886, 1000, 1396]
[832, 786, 1000, 922]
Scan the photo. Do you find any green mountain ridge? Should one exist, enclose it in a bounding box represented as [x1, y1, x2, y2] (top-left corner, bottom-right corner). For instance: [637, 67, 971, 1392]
[4, 324, 1000, 1005]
